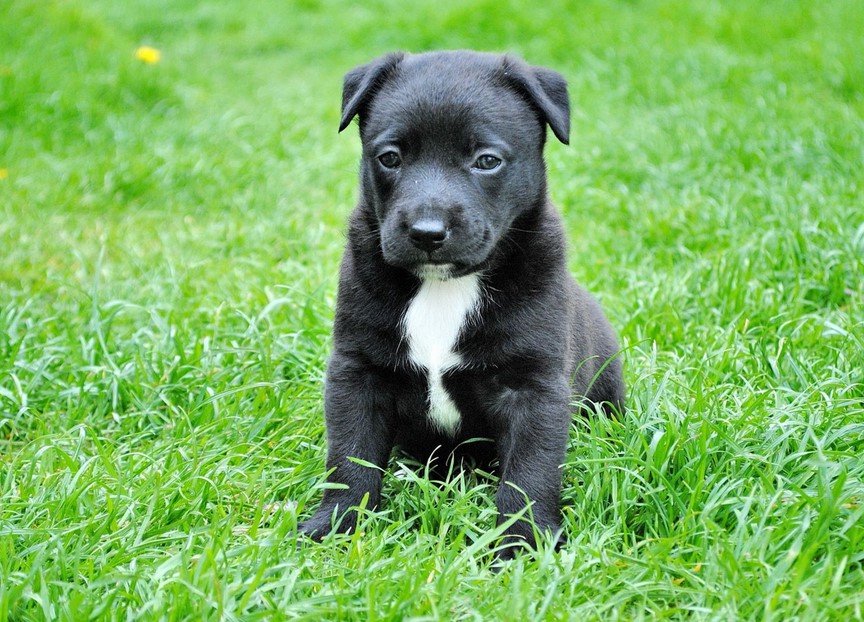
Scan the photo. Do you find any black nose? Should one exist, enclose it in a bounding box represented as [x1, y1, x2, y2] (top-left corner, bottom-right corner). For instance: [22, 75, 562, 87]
[408, 218, 448, 252]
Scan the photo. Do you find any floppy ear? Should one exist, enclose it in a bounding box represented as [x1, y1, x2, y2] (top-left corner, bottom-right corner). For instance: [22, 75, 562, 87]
[339, 52, 406, 132]
[502, 57, 570, 145]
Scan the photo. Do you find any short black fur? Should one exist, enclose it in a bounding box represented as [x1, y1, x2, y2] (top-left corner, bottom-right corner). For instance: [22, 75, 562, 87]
[300, 50, 625, 558]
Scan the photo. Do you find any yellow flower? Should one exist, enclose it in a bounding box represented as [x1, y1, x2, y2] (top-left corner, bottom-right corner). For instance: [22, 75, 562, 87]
[135, 46, 161, 64]
[0, 168, 8, 180]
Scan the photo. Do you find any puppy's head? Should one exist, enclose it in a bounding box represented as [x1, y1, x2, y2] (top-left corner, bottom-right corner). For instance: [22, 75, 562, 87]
[340, 50, 570, 280]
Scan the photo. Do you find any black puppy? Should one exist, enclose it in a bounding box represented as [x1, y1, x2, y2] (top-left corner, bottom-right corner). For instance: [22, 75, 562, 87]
[300, 50, 624, 556]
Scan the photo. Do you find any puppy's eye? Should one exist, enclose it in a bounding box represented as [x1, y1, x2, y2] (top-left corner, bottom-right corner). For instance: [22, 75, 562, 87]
[378, 151, 402, 169]
[473, 154, 502, 171]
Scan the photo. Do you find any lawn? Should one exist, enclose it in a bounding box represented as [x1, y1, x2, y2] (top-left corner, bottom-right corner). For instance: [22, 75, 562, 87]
[1, 0, 863, 619]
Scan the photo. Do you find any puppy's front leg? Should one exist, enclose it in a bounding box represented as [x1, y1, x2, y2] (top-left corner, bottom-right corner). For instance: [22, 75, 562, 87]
[299, 354, 395, 540]
[492, 377, 570, 558]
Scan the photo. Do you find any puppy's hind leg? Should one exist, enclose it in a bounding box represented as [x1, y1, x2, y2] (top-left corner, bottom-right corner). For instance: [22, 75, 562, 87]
[586, 352, 626, 418]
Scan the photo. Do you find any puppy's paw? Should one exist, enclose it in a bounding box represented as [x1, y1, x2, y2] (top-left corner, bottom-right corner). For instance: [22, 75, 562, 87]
[297, 515, 332, 542]
[492, 523, 565, 564]
[297, 506, 358, 542]
[492, 545, 521, 567]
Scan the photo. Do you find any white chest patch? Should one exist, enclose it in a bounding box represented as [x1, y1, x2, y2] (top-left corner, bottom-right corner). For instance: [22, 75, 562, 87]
[403, 272, 482, 435]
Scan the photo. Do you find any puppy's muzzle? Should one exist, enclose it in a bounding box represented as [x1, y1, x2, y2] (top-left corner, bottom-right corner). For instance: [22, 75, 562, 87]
[408, 217, 450, 253]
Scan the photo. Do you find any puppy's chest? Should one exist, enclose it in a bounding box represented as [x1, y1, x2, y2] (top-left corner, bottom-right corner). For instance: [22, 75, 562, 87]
[403, 275, 482, 434]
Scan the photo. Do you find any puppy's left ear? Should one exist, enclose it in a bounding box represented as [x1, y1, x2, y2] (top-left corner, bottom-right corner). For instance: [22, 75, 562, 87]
[339, 52, 406, 132]
[502, 57, 570, 145]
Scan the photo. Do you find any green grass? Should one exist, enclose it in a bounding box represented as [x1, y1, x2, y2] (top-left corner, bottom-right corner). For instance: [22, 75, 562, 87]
[2, 0, 863, 619]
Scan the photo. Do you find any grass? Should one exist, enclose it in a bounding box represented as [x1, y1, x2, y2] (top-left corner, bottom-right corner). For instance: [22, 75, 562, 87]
[1, 0, 863, 619]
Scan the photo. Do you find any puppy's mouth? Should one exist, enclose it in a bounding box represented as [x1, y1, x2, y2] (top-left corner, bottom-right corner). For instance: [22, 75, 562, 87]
[411, 251, 489, 279]
[379, 226, 495, 279]
[415, 263, 457, 281]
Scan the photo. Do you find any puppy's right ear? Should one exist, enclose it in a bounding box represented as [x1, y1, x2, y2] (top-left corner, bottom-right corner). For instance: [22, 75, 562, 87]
[339, 52, 406, 132]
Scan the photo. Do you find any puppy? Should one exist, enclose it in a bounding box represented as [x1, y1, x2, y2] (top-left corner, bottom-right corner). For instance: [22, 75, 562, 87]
[300, 50, 624, 556]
